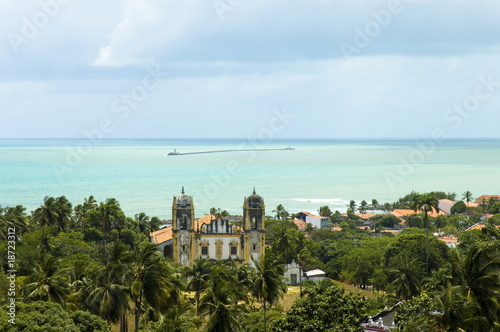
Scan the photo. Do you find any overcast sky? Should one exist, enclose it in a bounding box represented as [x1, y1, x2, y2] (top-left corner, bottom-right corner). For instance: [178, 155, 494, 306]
[1, 0, 500, 139]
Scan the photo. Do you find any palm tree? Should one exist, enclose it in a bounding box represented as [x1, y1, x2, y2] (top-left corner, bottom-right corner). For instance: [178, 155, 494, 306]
[371, 199, 379, 213]
[411, 193, 439, 272]
[131, 243, 182, 332]
[33, 196, 59, 228]
[74, 196, 96, 231]
[187, 259, 213, 316]
[22, 256, 70, 305]
[55, 196, 72, 232]
[447, 243, 500, 329]
[462, 191, 474, 204]
[97, 198, 122, 244]
[347, 200, 357, 215]
[0, 205, 29, 238]
[198, 263, 247, 332]
[389, 257, 424, 300]
[360, 200, 369, 214]
[272, 204, 288, 221]
[86, 264, 131, 325]
[87, 243, 133, 329]
[252, 253, 287, 332]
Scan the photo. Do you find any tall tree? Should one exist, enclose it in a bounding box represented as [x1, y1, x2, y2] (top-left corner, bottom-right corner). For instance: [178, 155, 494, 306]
[22, 256, 70, 305]
[86, 243, 132, 328]
[131, 243, 182, 332]
[33, 196, 60, 228]
[198, 263, 248, 332]
[462, 191, 474, 204]
[272, 204, 288, 221]
[97, 198, 122, 243]
[347, 200, 357, 214]
[252, 252, 287, 332]
[371, 199, 379, 213]
[359, 200, 368, 214]
[411, 193, 439, 272]
[0, 205, 29, 238]
[388, 257, 424, 300]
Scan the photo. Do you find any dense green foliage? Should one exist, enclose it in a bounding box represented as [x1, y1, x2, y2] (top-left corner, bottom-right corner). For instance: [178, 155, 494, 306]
[269, 280, 368, 332]
[2, 191, 500, 331]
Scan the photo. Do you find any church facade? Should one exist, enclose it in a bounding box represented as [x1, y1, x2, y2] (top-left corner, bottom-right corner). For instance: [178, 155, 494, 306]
[166, 188, 266, 267]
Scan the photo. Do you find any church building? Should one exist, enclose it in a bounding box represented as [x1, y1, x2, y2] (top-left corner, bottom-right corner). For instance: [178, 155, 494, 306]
[151, 188, 266, 267]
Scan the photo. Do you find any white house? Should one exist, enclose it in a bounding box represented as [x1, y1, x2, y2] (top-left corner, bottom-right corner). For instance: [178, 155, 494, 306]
[305, 269, 326, 282]
[284, 261, 301, 285]
[296, 211, 330, 229]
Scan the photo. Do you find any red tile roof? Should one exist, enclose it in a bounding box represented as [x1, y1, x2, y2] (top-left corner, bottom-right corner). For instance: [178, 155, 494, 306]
[293, 219, 307, 231]
[475, 195, 500, 203]
[150, 226, 172, 244]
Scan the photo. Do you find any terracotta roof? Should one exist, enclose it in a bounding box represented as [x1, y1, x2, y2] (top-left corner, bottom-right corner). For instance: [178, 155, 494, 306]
[391, 209, 417, 218]
[150, 226, 172, 244]
[332, 226, 342, 231]
[465, 202, 479, 207]
[358, 213, 376, 219]
[301, 211, 327, 218]
[391, 209, 445, 219]
[475, 195, 500, 203]
[193, 214, 215, 230]
[467, 223, 500, 231]
[293, 219, 307, 231]
[439, 236, 458, 244]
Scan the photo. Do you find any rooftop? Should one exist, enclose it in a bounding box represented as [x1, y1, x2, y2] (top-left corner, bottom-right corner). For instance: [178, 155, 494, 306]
[150, 226, 172, 244]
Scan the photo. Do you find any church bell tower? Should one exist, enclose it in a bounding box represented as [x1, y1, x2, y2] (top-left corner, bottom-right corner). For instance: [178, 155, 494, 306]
[172, 187, 195, 266]
[243, 188, 265, 266]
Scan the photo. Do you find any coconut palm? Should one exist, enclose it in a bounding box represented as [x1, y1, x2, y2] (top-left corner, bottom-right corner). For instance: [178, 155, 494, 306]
[86, 264, 131, 325]
[371, 199, 379, 213]
[252, 253, 287, 332]
[55, 195, 72, 232]
[198, 263, 248, 332]
[33, 196, 60, 228]
[131, 243, 182, 332]
[0, 205, 29, 238]
[462, 191, 474, 204]
[87, 243, 133, 328]
[22, 255, 70, 305]
[74, 196, 96, 231]
[411, 193, 439, 272]
[389, 257, 424, 300]
[447, 243, 500, 329]
[347, 200, 357, 214]
[97, 198, 122, 243]
[187, 259, 214, 316]
[272, 204, 288, 221]
[359, 200, 368, 214]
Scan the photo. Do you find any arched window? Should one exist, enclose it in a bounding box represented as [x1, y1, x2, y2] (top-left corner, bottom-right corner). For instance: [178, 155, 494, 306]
[163, 245, 172, 258]
[180, 215, 187, 229]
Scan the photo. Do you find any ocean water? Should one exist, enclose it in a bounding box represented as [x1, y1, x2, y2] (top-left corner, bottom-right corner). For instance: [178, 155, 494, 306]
[1, 138, 499, 220]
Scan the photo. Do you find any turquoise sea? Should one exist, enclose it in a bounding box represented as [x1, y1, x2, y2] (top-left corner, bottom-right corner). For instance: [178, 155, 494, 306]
[1, 138, 499, 220]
